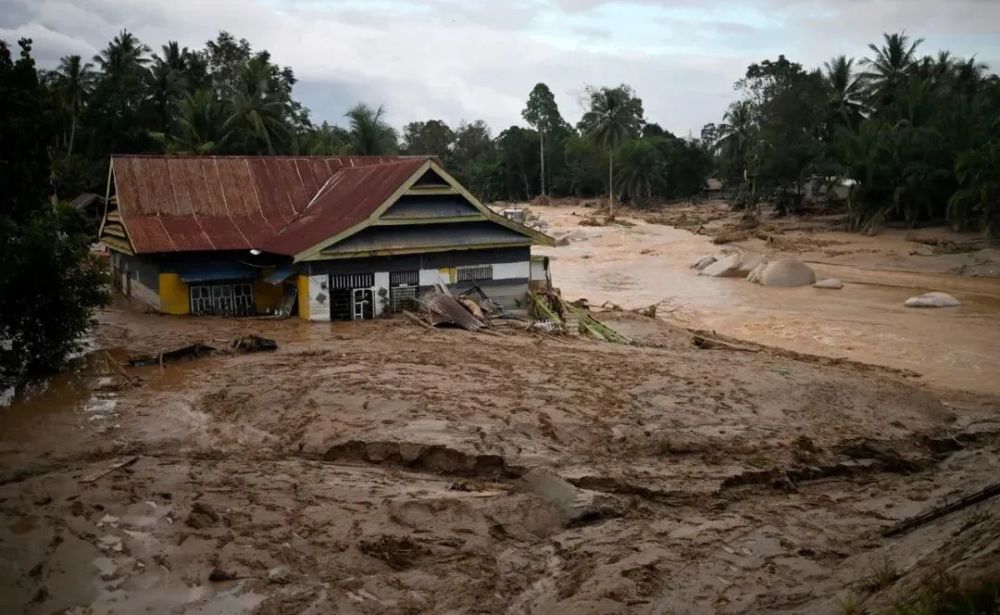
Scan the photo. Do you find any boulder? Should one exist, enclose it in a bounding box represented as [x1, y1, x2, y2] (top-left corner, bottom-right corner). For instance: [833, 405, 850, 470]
[698, 253, 742, 277]
[689, 255, 717, 271]
[555, 235, 571, 247]
[904, 292, 960, 308]
[731, 252, 764, 277]
[522, 468, 623, 526]
[746, 261, 767, 284]
[756, 258, 817, 287]
[814, 278, 844, 289]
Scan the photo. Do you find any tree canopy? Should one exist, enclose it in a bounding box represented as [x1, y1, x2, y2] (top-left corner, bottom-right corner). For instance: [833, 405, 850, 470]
[708, 32, 1000, 234]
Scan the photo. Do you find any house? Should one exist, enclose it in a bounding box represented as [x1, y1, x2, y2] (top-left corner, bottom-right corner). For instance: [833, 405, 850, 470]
[704, 178, 724, 199]
[98, 155, 554, 321]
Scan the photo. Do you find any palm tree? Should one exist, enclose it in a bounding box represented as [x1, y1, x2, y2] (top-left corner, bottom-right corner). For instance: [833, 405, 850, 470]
[822, 55, 866, 129]
[52, 55, 95, 157]
[153, 89, 231, 154]
[344, 103, 398, 155]
[149, 42, 192, 134]
[578, 86, 643, 215]
[224, 57, 289, 154]
[714, 100, 756, 178]
[93, 29, 150, 75]
[861, 32, 923, 109]
[615, 139, 663, 206]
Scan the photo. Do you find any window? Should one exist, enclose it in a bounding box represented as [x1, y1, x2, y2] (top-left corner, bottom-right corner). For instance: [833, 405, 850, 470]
[389, 270, 419, 287]
[389, 287, 418, 312]
[330, 273, 374, 289]
[189, 282, 254, 316]
[456, 265, 493, 282]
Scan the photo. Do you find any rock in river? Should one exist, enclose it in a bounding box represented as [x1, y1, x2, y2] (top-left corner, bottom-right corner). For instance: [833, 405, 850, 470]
[814, 278, 844, 289]
[757, 258, 817, 287]
[904, 292, 960, 308]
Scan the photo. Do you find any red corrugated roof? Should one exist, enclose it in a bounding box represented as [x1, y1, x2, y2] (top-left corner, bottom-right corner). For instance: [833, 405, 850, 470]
[267, 158, 428, 256]
[111, 155, 426, 256]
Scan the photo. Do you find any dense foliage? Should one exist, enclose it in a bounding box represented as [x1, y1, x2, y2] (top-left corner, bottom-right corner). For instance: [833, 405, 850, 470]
[24, 29, 714, 208]
[710, 33, 1000, 234]
[1, 39, 108, 381]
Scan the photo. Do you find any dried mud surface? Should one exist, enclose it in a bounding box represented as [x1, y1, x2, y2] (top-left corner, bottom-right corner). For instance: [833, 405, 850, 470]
[2, 307, 999, 614]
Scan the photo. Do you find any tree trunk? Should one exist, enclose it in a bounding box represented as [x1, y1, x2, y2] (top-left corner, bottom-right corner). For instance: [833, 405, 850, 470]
[608, 150, 615, 217]
[539, 129, 546, 197]
[67, 110, 77, 159]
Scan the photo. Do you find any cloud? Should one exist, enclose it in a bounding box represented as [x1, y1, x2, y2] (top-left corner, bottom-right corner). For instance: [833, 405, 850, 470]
[2, 0, 998, 136]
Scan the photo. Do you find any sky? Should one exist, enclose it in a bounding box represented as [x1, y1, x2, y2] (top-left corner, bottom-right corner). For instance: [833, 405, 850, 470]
[3, 0, 999, 136]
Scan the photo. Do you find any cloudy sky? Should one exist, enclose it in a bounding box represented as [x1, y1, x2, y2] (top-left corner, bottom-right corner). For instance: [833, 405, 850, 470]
[3, 0, 999, 136]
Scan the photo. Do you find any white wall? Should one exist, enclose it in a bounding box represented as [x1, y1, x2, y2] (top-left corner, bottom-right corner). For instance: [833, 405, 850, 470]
[419, 267, 451, 286]
[308, 275, 329, 322]
[492, 261, 529, 280]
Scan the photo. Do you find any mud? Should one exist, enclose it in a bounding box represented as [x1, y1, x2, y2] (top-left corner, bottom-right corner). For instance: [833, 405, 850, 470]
[533, 202, 1000, 395]
[2, 298, 999, 613]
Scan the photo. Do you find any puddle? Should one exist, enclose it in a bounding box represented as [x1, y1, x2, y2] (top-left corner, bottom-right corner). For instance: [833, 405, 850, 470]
[0, 352, 124, 449]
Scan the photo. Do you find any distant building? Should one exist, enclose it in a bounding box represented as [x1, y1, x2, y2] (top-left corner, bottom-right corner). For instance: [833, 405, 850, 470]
[704, 178, 724, 198]
[99, 155, 553, 321]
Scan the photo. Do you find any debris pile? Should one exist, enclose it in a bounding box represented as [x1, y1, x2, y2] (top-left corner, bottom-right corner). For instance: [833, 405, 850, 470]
[529, 292, 632, 344]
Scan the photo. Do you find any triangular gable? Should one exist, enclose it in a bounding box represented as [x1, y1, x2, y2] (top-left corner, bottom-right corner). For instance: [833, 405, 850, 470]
[379, 194, 483, 221]
[294, 160, 555, 262]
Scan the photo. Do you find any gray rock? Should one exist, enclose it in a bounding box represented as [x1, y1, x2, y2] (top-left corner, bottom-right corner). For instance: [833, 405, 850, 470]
[904, 292, 960, 308]
[814, 278, 844, 289]
[732, 252, 764, 277]
[690, 255, 717, 271]
[699, 253, 742, 277]
[757, 258, 817, 287]
[522, 468, 623, 525]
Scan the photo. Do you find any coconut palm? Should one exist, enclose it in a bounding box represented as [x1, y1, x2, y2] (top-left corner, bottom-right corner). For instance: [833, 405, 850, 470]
[822, 55, 866, 129]
[51, 55, 95, 157]
[93, 29, 150, 75]
[578, 85, 643, 215]
[860, 32, 923, 109]
[153, 89, 231, 154]
[149, 42, 193, 134]
[714, 99, 756, 187]
[344, 103, 398, 155]
[224, 57, 289, 154]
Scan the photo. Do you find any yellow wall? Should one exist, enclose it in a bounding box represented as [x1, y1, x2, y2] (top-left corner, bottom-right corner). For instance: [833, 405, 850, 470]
[438, 266, 456, 283]
[296, 275, 310, 320]
[253, 280, 284, 314]
[158, 273, 190, 315]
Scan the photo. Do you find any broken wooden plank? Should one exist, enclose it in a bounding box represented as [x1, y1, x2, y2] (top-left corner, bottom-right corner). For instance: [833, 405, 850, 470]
[80, 456, 139, 483]
[402, 310, 433, 329]
[883, 481, 1000, 537]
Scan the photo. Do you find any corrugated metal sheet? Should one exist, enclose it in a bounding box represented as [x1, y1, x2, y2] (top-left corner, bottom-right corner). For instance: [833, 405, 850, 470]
[112, 155, 420, 255]
[266, 158, 428, 256]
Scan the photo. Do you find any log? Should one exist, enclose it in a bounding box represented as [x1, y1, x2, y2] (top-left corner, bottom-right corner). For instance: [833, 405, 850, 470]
[80, 456, 139, 483]
[883, 481, 1000, 537]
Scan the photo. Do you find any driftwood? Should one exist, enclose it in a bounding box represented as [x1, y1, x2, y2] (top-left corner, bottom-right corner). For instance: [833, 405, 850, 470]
[883, 481, 1000, 537]
[692, 334, 760, 352]
[402, 310, 433, 329]
[80, 456, 139, 483]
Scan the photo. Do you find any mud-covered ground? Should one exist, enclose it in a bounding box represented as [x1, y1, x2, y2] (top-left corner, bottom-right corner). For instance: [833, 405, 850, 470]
[2, 304, 999, 614]
[532, 200, 1000, 395]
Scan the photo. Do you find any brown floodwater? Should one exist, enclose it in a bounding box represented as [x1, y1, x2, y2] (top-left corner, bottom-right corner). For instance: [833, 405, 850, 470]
[533, 205, 1000, 395]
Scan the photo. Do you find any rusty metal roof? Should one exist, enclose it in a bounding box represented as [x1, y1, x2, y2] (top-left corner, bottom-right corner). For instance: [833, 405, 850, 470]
[266, 158, 428, 256]
[111, 155, 424, 255]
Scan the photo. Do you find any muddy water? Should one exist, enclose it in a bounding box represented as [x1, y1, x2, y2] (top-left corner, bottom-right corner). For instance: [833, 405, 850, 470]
[533, 205, 1000, 395]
